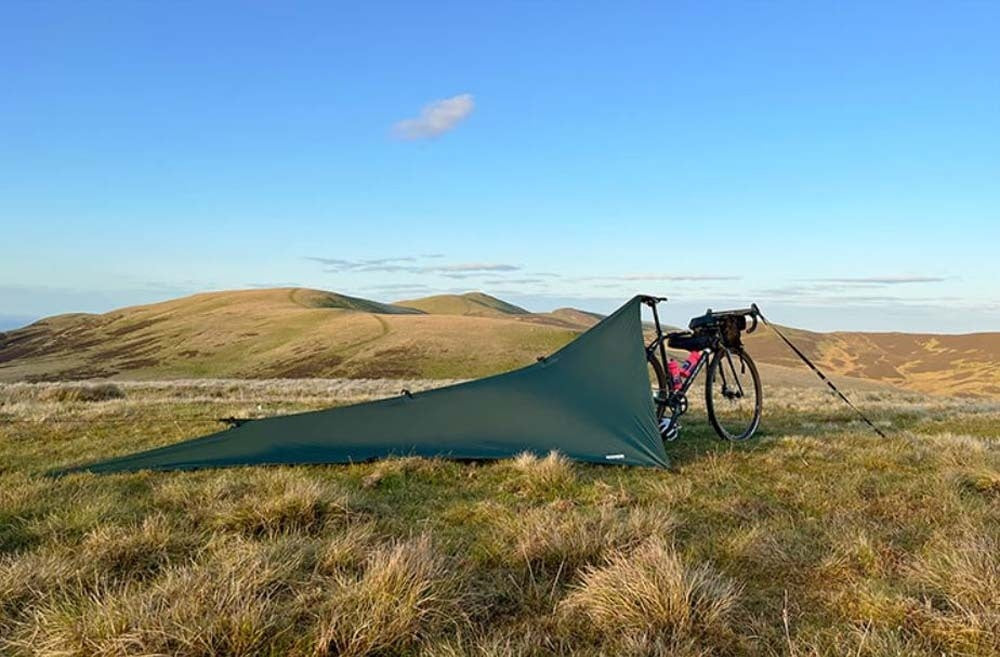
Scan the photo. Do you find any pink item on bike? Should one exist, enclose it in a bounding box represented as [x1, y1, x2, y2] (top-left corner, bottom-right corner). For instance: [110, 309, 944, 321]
[667, 359, 682, 391]
[679, 351, 702, 382]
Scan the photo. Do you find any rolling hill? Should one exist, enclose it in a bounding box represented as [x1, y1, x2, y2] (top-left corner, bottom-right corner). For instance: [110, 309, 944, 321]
[744, 324, 1000, 397]
[1, 288, 997, 396]
[0, 289, 581, 382]
[395, 291, 530, 317]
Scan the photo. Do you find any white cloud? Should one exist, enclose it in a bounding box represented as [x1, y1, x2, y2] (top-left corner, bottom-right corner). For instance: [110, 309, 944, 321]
[393, 93, 475, 140]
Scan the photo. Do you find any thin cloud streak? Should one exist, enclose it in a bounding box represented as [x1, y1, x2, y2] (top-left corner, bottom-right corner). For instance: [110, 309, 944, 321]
[306, 255, 520, 276]
[304, 256, 418, 269]
[619, 274, 741, 281]
[435, 263, 519, 273]
[580, 274, 741, 282]
[482, 278, 546, 285]
[810, 276, 947, 285]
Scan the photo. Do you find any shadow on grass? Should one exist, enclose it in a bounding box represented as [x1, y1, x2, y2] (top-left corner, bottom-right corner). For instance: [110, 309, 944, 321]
[659, 398, 925, 470]
[661, 415, 788, 470]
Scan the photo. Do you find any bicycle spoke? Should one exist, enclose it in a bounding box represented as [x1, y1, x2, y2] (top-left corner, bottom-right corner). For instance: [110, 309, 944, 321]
[717, 352, 729, 389]
[708, 349, 761, 441]
[724, 349, 745, 397]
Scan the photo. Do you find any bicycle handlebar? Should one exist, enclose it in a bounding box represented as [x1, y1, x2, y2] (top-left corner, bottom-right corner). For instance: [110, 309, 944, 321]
[640, 296, 761, 334]
[702, 305, 760, 333]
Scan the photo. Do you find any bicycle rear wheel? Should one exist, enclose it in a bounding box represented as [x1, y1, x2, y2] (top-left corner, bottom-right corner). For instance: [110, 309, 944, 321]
[705, 348, 762, 441]
[646, 354, 670, 436]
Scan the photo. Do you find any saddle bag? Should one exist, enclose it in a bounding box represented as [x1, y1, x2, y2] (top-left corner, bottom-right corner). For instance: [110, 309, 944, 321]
[666, 331, 715, 352]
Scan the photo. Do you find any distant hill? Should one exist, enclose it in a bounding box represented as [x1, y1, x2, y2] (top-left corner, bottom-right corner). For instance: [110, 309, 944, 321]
[394, 292, 529, 317]
[1, 288, 997, 396]
[0, 288, 578, 382]
[297, 289, 425, 315]
[744, 325, 1000, 397]
[535, 307, 607, 329]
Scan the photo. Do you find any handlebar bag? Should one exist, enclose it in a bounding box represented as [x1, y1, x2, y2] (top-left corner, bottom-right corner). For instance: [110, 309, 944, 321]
[688, 312, 747, 349]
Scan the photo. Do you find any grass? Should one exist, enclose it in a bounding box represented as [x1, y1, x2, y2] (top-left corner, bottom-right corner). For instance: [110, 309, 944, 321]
[394, 291, 530, 317]
[5, 286, 999, 397]
[561, 537, 740, 651]
[0, 379, 998, 656]
[0, 288, 582, 382]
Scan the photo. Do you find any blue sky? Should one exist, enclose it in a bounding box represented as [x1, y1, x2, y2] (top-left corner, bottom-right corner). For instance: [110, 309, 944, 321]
[2, 1, 998, 332]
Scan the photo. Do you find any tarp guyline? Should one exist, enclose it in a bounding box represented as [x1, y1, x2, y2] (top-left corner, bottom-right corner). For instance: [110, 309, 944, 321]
[752, 306, 887, 438]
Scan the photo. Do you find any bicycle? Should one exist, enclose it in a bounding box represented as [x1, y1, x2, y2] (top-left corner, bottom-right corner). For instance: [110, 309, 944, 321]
[641, 296, 763, 442]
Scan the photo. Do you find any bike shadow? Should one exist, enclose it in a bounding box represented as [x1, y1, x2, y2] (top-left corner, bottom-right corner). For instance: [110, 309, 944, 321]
[661, 418, 783, 469]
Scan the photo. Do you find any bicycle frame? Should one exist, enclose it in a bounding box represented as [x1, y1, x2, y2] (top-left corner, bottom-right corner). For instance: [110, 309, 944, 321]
[643, 302, 711, 398]
[645, 297, 670, 380]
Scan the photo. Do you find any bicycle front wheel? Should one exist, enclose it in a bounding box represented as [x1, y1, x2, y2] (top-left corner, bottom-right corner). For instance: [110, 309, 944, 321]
[705, 348, 762, 441]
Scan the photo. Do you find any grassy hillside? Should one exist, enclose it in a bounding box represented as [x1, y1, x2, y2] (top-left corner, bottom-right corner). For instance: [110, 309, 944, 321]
[2, 288, 998, 397]
[395, 291, 530, 317]
[527, 307, 607, 330]
[1, 380, 997, 656]
[0, 289, 576, 382]
[744, 324, 1000, 397]
[295, 289, 425, 315]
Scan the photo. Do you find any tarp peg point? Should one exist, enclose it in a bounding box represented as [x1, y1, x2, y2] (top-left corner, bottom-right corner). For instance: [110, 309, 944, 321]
[217, 417, 250, 428]
[400, 389, 414, 399]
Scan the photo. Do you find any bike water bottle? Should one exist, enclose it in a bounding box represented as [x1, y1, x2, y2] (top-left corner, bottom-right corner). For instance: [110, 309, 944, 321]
[679, 351, 702, 383]
[667, 359, 682, 391]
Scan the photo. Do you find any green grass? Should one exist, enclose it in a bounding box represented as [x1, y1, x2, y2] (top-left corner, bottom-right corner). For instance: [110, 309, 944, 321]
[1, 381, 998, 656]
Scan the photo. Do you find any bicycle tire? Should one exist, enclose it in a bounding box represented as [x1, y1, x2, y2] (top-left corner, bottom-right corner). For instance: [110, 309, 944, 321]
[646, 353, 670, 434]
[705, 348, 762, 441]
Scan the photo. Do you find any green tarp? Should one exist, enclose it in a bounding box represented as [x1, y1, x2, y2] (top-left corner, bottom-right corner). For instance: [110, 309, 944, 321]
[59, 296, 667, 474]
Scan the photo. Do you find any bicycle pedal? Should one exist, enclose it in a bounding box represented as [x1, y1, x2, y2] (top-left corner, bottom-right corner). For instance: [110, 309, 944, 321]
[660, 418, 680, 442]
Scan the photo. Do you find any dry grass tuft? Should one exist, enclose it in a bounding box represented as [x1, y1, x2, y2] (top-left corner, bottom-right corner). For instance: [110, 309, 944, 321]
[315, 522, 378, 574]
[314, 534, 466, 657]
[493, 504, 676, 572]
[211, 472, 353, 536]
[561, 537, 740, 648]
[960, 469, 1000, 497]
[360, 456, 449, 490]
[417, 629, 563, 657]
[0, 549, 82, 635]
[37, 382, 126, 403]
[10, 538, 307, 657]
[510, 450, 575, 493]
[79, 513, 189, 580]
[905, 531, 1000, 653]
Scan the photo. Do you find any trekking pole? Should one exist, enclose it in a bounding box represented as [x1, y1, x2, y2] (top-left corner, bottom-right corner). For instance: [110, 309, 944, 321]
[751, 304, 887, 438]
